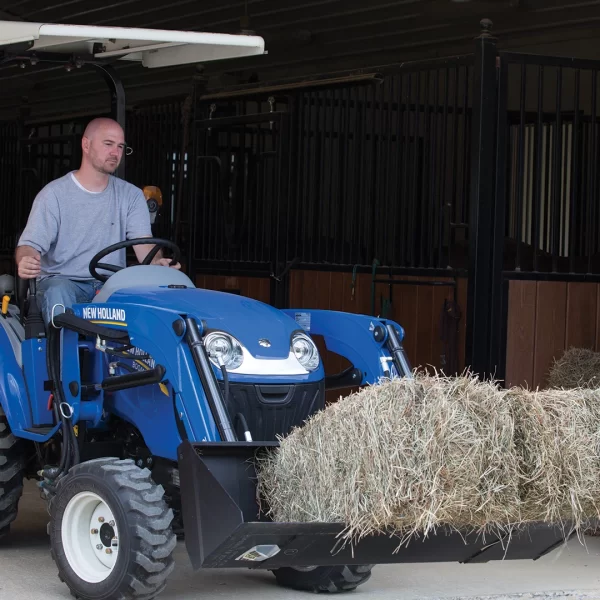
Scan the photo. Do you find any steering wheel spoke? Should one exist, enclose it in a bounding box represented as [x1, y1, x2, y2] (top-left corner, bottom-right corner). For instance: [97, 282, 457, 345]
[96, 262, 122, 274]
[141, 244, 162, 266]
[89, 238, 181, 283]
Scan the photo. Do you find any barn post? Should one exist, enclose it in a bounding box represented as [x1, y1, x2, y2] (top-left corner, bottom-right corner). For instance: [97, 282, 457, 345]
[465, 18, 500, 379]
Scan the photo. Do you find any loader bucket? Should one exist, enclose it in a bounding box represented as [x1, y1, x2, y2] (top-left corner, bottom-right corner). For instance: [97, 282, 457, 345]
[177, 440, 576, 571]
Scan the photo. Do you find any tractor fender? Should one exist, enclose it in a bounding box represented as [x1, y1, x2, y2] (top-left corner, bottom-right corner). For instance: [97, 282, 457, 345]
[0, 326, 31, 433]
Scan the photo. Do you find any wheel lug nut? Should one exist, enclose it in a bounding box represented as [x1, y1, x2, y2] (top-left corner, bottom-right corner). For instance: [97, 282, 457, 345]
[105, 548, 112, 554]
[98, 517, 104, 523]
[91, 529, 98, 535]
[109, 520, 115, 527]
[96, 544, 103, 550]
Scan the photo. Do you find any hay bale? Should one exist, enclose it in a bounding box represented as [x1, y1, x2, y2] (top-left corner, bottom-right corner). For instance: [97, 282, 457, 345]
[256, 373, 600, 548]
[547, 347, 600, 389]
[511, 387, 600, 527]
[257, 373, 521, 546]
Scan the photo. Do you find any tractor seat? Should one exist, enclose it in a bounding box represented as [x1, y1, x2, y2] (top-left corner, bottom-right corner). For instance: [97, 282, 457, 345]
[93, 265, 196, 303]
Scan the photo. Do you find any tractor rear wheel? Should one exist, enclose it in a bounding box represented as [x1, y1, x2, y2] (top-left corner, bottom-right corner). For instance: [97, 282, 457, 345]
[49, 457, 177, 600]
[0, 406, 25, 538]
[272, 564, 374, 593]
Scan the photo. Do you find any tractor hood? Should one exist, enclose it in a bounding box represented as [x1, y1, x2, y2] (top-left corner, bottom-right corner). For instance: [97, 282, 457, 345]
[105, 286, 303, 362]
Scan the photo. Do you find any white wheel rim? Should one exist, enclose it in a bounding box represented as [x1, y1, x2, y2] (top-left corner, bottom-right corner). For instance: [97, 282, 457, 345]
[61, 491, 120, 583]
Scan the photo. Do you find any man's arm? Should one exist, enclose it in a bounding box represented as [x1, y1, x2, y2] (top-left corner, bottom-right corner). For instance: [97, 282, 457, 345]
[127, 190, 180, 269]
[15, 189, 59, 279]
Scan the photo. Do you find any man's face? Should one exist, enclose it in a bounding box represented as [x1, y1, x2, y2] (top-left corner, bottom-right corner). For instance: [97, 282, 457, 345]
[83, 124, 126, 174]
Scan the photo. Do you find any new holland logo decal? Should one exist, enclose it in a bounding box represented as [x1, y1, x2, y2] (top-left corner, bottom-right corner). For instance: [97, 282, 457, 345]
[82, 306, 127, 323]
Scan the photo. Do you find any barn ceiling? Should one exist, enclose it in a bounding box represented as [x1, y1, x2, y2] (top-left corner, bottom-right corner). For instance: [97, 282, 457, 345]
[1, 0, 600, 121]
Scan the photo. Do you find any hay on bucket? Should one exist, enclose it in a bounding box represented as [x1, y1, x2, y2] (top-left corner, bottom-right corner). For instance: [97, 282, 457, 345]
[511, 386, 600, 526]
[256, 373, 600, 549]
[547, 347, 600, 390]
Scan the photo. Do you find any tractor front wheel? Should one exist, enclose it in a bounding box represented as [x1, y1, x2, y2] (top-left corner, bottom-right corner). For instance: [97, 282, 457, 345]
[49, 457, 177, 600]
[272, 564, 374, 593]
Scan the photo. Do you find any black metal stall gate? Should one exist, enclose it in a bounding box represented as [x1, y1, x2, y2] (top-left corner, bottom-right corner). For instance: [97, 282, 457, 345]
[468, 23, 600, 382]
[190, 56, 474, 311]
[2, 20, 599, 380]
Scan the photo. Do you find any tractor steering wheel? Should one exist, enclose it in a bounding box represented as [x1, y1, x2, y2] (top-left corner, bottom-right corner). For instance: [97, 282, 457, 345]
[89, 237, 182, 283]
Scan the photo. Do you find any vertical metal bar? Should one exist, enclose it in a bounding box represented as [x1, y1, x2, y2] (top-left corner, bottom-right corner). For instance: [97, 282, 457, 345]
[462, 65, 471, 237]
[515, 62, 526, 270]
[589, 70, 598, 272]
[488, 54, 508, 380]
[465, 19, 499, 378]
[363, 83, 375, 265]
[401, 73, 411, 266]
[438, 67, 449, 268]
[331, 87, 341, 265]
[298, 93, 309, 263]
[338, 88, 346, 265]
[551, 67, 562, 271]
[533, 66, 544, 272]
[391, 74, 402, 266]
[408, 71, 421, 268]
[384, 76, 394, 266]
[450, 67, 460, 244]
[259, 123, 266, 263]
[429, 69, 439, 268]
[420, 70, 431, 268]
[570, 69, 580, 273]
[89, 63, 126, 180]
[375, 78, 386, 264]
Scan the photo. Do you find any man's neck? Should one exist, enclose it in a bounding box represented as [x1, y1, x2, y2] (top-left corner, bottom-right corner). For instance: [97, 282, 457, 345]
[73, 167, 109, 193]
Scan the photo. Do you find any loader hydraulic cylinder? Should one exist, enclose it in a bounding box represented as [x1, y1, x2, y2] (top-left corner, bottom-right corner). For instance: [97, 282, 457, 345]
[184, 317, 236, 442]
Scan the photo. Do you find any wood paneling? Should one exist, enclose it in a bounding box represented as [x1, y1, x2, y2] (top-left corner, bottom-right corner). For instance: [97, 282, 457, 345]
[505, 281, 537, 389]
[195, 274, 271, 304]
[505, 280, 600, 390]
[289, 270, 468, 401]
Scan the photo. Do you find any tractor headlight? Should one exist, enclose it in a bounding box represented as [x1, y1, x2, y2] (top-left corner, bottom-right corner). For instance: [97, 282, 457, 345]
[205, 332, 244, 370]
[291, 332, 320, 371]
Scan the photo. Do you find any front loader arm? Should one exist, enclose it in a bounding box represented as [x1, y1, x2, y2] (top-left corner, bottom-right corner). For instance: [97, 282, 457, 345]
[281, 309, 413, 386]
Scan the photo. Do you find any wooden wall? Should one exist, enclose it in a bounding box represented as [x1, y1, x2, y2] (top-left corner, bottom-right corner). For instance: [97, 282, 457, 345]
[195, 274, 271, 304]
[505, 280, 600, 389]
[289, 271, 468, 401]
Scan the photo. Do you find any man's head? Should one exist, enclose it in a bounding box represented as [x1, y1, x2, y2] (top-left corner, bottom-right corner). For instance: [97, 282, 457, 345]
[81, 118, 126, 175]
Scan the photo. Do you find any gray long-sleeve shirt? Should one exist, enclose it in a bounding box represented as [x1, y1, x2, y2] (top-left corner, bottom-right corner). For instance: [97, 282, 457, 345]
[18, 172, 152, 280]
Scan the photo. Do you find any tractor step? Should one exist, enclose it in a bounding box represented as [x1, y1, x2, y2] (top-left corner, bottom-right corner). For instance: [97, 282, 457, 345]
[24, 426, 54, 434]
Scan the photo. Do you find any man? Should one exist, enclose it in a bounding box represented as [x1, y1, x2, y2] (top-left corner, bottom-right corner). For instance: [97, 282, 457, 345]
[15, 117, 180, 324]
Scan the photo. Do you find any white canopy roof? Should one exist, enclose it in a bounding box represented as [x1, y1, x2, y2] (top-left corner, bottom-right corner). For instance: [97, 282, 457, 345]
[0, 21, 265, 68]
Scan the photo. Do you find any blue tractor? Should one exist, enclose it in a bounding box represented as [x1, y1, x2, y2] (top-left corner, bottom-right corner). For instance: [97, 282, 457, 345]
[0, 237, 416, 599]
[0, 239, 583, 600]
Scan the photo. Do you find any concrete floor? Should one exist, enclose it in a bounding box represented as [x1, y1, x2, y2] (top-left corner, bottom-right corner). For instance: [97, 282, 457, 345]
[2, 481, 600, 600]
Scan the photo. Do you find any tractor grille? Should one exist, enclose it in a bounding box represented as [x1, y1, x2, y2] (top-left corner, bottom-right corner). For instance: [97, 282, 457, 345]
[218, 381, 325, 442]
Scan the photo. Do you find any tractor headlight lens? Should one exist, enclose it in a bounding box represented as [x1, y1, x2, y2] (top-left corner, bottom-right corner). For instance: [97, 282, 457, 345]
[291, 332, 320, 371]
[205, 332, 244, 370]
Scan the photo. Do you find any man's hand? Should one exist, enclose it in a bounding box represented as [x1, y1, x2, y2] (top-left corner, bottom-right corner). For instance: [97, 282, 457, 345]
[133, 238, 181, 270]
[152, 257, 181, 270]
[15, 246, 41, 279]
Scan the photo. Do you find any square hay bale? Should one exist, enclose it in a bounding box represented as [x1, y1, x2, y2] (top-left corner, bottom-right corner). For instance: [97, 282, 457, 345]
[256, 373, 600, 549]
[547, 347, 600, 390]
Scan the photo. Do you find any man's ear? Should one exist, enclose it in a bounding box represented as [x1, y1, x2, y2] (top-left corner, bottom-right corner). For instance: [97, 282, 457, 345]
[81, 136, 90, 153]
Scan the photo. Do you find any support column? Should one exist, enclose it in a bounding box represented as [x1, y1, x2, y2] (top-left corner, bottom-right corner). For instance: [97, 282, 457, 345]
[465, 19, 499, 379]
[90, 63, 126, 180]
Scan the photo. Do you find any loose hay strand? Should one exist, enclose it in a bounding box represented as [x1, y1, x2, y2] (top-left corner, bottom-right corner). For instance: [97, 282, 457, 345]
[256, 372, 600, 549]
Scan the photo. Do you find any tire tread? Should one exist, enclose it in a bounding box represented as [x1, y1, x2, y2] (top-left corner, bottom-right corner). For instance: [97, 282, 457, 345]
[0, 407, 24, 538]
[50, 457, 176, 600]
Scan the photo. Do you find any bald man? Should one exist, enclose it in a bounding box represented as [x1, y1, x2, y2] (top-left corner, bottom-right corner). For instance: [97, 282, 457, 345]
[15, 117, 180, 324]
